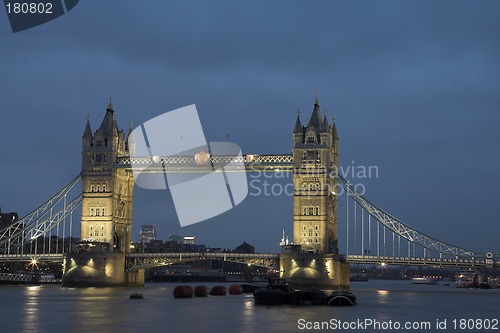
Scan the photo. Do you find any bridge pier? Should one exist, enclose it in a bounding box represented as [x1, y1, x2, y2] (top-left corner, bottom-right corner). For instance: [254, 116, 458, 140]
[62, 252, 144, 287]
[279, 246, 349, 290]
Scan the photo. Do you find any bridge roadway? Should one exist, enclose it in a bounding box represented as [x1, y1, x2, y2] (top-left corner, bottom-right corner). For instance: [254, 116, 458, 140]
[0, 253, 497, 269]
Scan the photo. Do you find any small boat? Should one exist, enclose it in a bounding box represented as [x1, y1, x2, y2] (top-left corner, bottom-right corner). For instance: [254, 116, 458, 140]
[350, 273, 369, 282]
[253, 278, 291, 305]
[324, 291, 357, 306]
[289, 288, 326, 305]
[241, 283, 260, 293]
[412, 277, 437, 285]
[455, 269, 479, 288]
[129, 292, 144, 299]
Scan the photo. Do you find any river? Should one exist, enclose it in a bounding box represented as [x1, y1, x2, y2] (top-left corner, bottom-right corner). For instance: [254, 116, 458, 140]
[1, 280, 499, 332]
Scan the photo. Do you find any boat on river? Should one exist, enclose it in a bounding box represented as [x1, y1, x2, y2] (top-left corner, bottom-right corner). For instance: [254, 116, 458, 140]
[129, 292, 144, 299]
[253, 278, 291, 305]
[412, 277, 437, 285]
[254, 278, 357, 306]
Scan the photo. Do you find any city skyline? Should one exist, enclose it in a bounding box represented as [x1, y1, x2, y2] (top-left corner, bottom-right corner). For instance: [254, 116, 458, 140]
[1, 1, 499, 253]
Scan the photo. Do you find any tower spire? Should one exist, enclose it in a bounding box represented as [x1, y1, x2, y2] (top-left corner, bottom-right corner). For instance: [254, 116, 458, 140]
[107, 96, 113, 111]
[82, 114, 93, 138]
[322, 107, 329, 132]
[293, 109, 302, 133]
[332, 115, 339, 139]
[308, 91, 322, 130]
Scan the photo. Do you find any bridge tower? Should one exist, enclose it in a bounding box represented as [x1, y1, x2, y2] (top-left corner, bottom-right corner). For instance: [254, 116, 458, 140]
[80, 99, 134, 253]
[62, 100, 143, 287]
[280, 93, 349, 289]
[292, 92, 339, 254]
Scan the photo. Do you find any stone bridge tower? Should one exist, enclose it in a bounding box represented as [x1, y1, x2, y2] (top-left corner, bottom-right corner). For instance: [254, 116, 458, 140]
[292, 92, 339, 254]
[280, 93, 349, 289]
[80, 99, 134, 253]
[62, 100, 142, 287]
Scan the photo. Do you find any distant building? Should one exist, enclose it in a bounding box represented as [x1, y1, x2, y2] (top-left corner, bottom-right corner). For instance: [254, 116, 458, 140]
[169, 235, 183, 244]
[0, 208, 18, 229]
[139, 224, 156, 243]
[183, 236, 195, 245]
[168, 235, 196, 245]
[234, 241, 255, 253]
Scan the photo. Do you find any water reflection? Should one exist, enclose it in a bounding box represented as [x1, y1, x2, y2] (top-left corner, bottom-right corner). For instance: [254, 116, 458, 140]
[240, 295, 255, 333]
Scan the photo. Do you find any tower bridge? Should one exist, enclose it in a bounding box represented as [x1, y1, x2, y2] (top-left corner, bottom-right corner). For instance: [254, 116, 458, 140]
[0, 95, 498, 287]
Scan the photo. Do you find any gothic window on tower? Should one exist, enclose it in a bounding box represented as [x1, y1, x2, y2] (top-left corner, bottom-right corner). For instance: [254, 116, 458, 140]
[90, 208, 94, 216]
[307, 132, 316, 144]
[95, 154, 102, 164]
[302, 152, 307, 160]
[102, 184, 107, 192]
[96, 140, 103, 148]
[102, 154, 107, 165]
[90, 185, 95, 192]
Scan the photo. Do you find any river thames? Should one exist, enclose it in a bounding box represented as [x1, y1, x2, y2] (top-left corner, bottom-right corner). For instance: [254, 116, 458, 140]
[1, 280, 499, 332]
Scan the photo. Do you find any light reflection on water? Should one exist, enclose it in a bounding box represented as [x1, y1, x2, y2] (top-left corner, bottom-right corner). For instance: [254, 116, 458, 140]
[0, 280, 498, 332]
[23, 286, 41, 332]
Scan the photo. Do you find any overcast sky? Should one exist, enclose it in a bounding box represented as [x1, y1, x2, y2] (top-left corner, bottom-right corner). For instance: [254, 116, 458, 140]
[0, 0, 499, 253]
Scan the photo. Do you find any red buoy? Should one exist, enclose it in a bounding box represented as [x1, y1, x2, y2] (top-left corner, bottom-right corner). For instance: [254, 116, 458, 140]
[209, 286, 227, 296]
[229, 284, 243, 295]
[173, 285, 193, 298]
[194, 285, 209, 297]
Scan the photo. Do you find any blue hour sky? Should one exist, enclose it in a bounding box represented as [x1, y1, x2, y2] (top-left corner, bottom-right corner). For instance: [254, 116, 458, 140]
[0, 0, 499, 253]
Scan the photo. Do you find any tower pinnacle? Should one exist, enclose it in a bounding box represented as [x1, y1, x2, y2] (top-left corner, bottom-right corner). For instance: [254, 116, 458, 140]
[82, 114, 93, 138]
[315, 91, 319, 105]
[293, 109, 302, 133]
[107, 96, 113, 111]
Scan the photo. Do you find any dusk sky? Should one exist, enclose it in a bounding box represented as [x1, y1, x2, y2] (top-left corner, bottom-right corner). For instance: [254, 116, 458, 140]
[0, 1, 499, 253]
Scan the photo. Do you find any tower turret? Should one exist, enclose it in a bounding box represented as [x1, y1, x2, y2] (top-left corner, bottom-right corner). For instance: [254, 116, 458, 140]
[82, 114, 93, 152]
